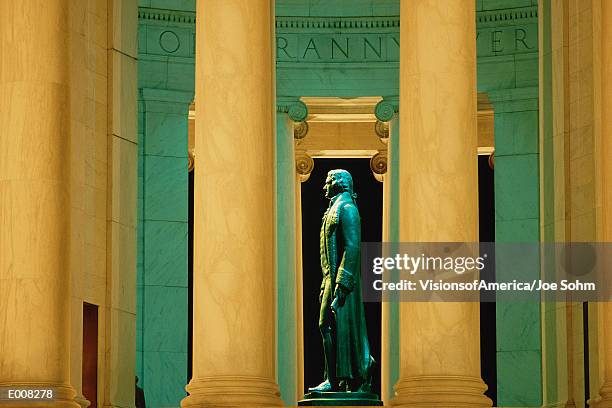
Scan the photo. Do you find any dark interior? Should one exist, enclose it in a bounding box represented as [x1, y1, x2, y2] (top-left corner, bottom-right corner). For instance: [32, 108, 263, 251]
[301, 158, 383, 397]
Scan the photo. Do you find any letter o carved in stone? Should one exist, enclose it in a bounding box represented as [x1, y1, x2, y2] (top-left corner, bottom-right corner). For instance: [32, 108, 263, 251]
[159, 30, 180, 53]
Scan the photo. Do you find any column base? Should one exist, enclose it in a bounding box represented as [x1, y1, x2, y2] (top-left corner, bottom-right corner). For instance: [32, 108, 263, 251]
[595, 382, 612, 407]
[181, 376, 284, 407]
[0, 382, 79, 408]
[74, 394, 91, 408]
[389, 375, 492, 407]
[299, 391, 383, 406]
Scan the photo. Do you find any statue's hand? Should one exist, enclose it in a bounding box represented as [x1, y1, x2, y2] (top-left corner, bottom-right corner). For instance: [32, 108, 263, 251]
[334, 284, 347, 307]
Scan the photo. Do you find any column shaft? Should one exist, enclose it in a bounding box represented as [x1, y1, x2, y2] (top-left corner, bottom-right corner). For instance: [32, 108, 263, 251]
[295, 174, 305, 399]
[0, 1, 78, 407]
[276, 112, 298, 406]
[182, 0, 282, 406]
[381, 116, 400, 403]
[392, 1, 491, 406]
[598, 0, 612, 405]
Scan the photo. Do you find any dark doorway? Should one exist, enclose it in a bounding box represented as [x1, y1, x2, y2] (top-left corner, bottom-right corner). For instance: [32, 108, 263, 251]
[478, 154, 497, 406]
[82, 302, 99, 408]
[301, 158, 382, 397]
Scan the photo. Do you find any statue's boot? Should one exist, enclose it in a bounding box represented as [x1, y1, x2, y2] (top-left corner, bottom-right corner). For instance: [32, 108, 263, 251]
[308, 328, 338, 392]
[308, 379, 333, 392]
[353, 355, 377, 393]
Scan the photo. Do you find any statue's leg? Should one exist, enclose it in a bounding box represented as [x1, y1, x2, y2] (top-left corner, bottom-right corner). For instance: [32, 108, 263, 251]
[320, 325, 336, 389]
[353, 355, 376, 393]
[318, 278, 338, 390]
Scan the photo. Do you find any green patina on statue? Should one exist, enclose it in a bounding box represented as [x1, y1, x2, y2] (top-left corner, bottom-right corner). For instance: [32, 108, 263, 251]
[300, 169, 381, 406]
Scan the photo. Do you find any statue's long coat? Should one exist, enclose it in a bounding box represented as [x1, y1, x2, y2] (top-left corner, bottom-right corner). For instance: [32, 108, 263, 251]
[320, 191, 372, 380]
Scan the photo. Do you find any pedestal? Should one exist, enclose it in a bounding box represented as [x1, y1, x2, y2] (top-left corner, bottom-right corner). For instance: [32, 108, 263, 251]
[299, 391, 383, 406]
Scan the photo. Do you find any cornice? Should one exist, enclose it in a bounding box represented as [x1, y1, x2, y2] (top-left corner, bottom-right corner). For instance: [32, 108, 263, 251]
[138, 8, 196, 26]
[276, 16, 399, 31]
[476, 5, 538, 28]
[138, 6, 537, 31]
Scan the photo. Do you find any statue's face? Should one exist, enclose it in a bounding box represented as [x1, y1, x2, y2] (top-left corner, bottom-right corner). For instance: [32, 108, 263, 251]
[323, 174, 341, 199]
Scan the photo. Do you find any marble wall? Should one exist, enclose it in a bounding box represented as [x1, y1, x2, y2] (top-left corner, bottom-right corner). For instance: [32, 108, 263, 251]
[477, 1, 542, 406]
[66, 1, 113, 403]
[136, 1, 194, 407]
[65, 0, 138, 406]
[106, 1, 139, 407]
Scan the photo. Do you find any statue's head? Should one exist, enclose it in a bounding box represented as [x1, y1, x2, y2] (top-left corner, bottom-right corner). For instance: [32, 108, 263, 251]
[323, 169, 354, 199]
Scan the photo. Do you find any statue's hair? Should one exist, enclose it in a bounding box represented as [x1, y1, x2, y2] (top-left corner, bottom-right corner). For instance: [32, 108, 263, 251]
[328, 169, 357, 202]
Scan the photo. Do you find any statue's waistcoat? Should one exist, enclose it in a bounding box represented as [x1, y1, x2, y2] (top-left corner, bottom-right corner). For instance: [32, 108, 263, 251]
[320, 193, 345, 284]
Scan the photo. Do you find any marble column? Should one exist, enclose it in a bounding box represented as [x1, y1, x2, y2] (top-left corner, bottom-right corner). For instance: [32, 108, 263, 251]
[378, 99, 401, 404]
[181, 1, 283, 406]
[597, 0, 612, 406]
[0, 1, 78, 407]
[391, 1, 491, 407]
[275, 98, 307, 406]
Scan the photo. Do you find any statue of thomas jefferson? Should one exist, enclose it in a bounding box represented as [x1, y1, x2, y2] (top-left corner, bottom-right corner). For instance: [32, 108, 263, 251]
[309, 169, 375, 394]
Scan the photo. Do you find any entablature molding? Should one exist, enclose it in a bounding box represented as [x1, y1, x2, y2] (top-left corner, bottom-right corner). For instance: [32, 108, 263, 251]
[141, 88, 194, 103]
[140, 88, 194, 113]
[138, 5, 537, 61]
[487, 86, 538, 113]
[138, 6, 537, 31]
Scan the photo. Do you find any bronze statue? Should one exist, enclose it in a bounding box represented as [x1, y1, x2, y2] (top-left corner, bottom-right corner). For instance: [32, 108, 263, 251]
[309, 169, 375, 394]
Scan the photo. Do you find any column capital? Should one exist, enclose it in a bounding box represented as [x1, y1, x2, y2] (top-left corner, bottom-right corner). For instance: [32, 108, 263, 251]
[375, 120, 389, 142]
[295, 151, 314, 182]
[188, 150, 195, 172]
[277, 97, 308, 122]
[370, 150, 387, 182]
[375, 96, 399, 122]
[293, 121, 309, 140]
